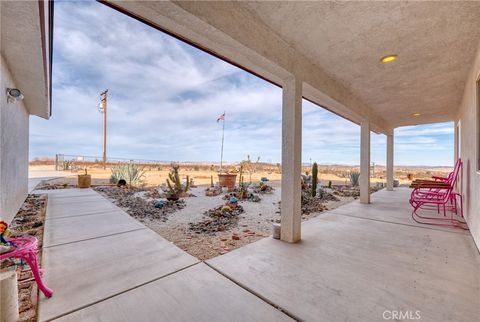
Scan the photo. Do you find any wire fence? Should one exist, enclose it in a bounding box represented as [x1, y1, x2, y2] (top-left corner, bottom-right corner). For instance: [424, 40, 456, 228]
[53, 154, 237, 171]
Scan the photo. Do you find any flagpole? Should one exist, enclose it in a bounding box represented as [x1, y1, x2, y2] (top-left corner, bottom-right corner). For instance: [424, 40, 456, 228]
[220, 111, 225, 171]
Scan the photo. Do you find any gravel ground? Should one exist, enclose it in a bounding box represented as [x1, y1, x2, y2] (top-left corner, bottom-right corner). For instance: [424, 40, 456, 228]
[68, 181, 372, 260]
[140, 184, 357, 260]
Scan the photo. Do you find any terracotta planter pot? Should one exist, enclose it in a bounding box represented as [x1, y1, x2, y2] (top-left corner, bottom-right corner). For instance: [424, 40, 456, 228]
[218, 174, 237, 192]
[77, 174, 91, 188]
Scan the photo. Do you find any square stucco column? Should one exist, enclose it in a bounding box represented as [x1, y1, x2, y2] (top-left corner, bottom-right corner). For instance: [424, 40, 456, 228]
[454, 120, 459, 162]
[280, 76, 302, 243]
[386, 131, 394, 191]
[360, 120, 371, 204]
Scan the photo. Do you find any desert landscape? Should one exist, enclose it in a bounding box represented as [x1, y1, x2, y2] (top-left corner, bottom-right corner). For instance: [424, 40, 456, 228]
[28, 158, 452, 260]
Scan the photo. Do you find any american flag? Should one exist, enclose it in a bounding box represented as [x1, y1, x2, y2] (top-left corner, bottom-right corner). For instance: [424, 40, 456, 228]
[216, 112, 225, 123]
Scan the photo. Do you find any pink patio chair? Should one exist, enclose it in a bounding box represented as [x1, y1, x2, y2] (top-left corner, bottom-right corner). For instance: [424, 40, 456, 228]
[409, 159, 466, 229]
[0, 236, 53, 297]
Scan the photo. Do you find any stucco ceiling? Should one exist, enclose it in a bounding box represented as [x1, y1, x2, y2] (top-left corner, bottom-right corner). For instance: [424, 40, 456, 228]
[239, 1, 480, 127]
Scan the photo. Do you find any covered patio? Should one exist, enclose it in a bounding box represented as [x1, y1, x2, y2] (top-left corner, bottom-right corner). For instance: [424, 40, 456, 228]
[103, 0, 480, 245]
[36, 187, 479, 321]
[209, 188, 479, 321]
[1, 1, 479, 321]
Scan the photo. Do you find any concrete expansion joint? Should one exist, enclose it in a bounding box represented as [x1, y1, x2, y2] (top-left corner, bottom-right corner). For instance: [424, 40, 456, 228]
[45, 261, 202, 322]
[203, 261, 302, 322]
[43, 227, 147, 249]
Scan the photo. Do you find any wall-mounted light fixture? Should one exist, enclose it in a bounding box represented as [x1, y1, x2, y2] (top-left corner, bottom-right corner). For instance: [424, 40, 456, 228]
[6, 88, 24, 103]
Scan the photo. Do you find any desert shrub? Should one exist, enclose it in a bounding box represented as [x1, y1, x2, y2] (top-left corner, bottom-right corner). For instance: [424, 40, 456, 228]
[110, 163, 146, 186]
[349, 171, 360, 187]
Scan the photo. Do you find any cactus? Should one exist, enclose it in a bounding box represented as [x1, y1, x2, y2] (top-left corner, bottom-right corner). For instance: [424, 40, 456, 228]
[311, 162, 318, 197]
[328, 180, 332, 189]
[237, 163, 247, 199]
[238, 163, 244, 186]
[166, 164, 190, 198]
[210, 175, 214, 187]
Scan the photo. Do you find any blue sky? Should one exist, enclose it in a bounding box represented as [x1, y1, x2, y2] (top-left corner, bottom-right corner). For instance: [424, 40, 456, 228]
[29, 1, 454, 166]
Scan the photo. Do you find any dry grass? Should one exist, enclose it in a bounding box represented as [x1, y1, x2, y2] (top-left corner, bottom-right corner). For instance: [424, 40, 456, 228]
[29, 163, 452, 187]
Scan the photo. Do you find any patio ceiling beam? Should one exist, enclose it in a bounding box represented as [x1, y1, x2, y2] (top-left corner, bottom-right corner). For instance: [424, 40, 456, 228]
[103, 0, 391, 134]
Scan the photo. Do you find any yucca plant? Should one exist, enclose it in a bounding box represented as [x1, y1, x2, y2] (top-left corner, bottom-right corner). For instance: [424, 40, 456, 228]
[63, 160, 74, 170]
[349, 171, 360, 187]
[110, 163, 146, 186]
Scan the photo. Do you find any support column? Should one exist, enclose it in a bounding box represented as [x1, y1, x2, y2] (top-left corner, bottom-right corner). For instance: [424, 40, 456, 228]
[454, 120, 459, 162]
[360, 120, 370, 204]
[386, 130, 394, 191]
[280, 76, 302, 243]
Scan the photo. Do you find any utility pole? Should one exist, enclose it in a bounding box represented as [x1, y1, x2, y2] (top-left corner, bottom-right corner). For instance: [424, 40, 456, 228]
[98, 90, 108, 169]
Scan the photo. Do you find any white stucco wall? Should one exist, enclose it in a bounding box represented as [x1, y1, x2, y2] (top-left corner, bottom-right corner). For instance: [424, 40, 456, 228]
[0, 54, 29, 224]
[458, 43, 480, 250]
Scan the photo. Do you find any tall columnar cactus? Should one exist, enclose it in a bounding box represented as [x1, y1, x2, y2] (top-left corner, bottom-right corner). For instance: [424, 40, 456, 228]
[166, 164, 190, 197]
[238, 163, 244, 187]
[238, 163, 247, 199]
[311, 162, 318, 197]
[210, 175, 214, 187]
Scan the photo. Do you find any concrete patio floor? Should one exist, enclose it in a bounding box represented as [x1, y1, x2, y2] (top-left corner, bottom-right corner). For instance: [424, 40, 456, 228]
[37, 187, 479, 322]
[37, 188, 291, 322]
[209, 188, 480, 322]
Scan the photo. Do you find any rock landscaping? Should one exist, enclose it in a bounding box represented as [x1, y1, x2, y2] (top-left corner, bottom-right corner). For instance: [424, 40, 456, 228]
[189, 204, 245, 235]
[35, 182, 75, 190]
[93, 186, 186, 222]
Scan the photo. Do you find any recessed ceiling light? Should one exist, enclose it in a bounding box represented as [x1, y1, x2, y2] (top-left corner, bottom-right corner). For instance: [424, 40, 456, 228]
[380, 55, 397, 64]
[412, 113, 421, 117]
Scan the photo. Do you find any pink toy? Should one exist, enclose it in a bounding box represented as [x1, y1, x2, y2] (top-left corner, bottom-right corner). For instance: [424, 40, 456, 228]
[0, 236, 53, 297]
[409, 159, 467, 229]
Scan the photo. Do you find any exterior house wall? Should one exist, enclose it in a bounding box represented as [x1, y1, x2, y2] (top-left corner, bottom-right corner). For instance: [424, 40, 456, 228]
[0, 54, 29, 224]
[458, 43, 480, 250]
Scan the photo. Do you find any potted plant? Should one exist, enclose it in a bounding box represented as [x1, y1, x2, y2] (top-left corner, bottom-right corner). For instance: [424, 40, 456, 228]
[218, 169, 237, 192]
[78, 168, 91, 188]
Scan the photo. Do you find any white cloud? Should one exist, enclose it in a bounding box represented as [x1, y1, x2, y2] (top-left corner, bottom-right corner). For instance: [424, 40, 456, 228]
[30, 1, 454, 167]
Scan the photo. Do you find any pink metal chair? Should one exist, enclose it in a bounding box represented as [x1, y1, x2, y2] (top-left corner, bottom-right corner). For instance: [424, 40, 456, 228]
[409, 159, 466, 229]
[0, 236, 53, 297]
